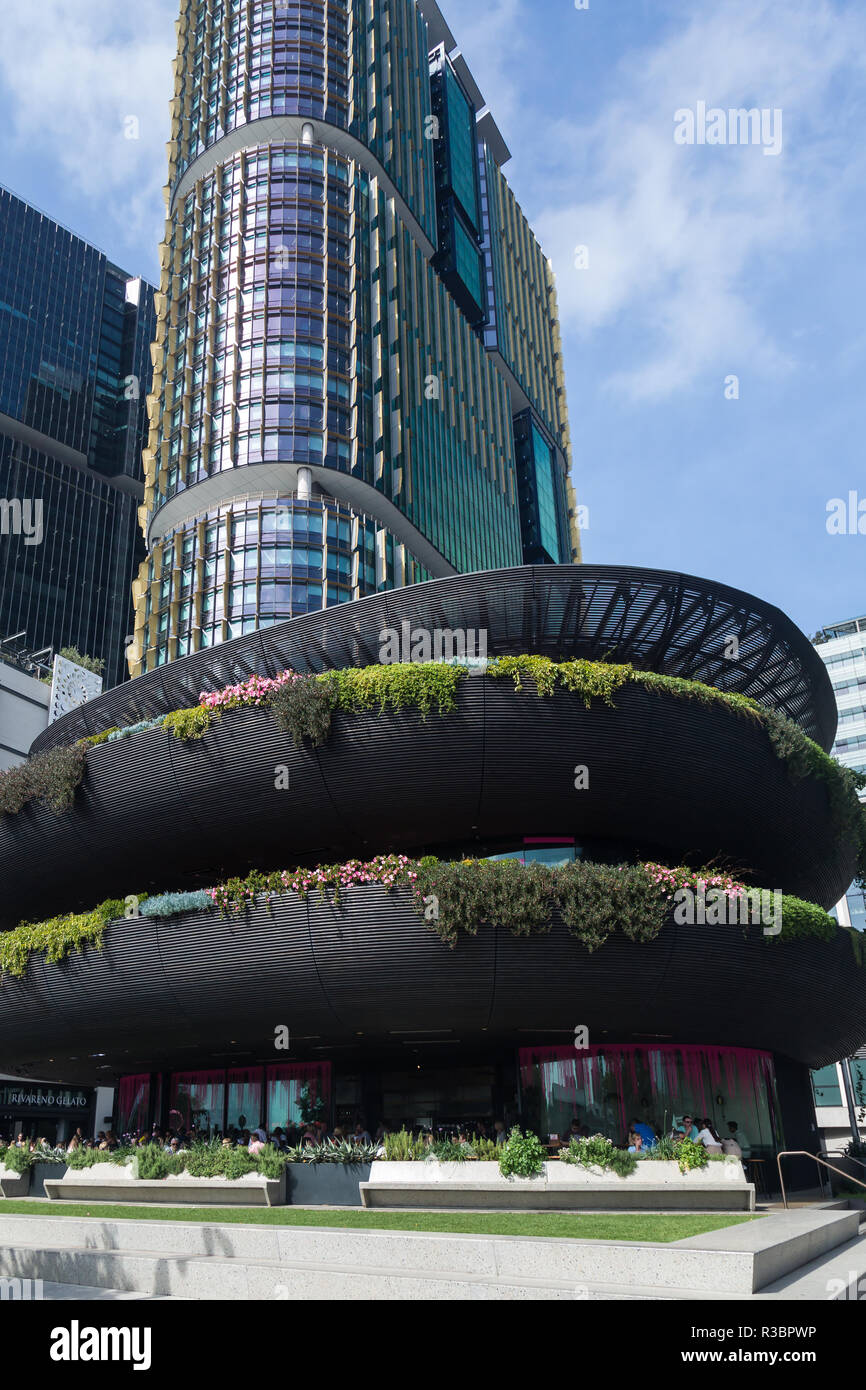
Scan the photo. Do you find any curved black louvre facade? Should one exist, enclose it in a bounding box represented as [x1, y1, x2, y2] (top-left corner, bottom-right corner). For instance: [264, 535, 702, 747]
[35, 565, 837, 752]
[3, 566, 864, 1154]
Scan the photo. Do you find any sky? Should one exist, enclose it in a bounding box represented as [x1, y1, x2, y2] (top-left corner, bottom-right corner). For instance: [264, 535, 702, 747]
[0, 0, 863, 639]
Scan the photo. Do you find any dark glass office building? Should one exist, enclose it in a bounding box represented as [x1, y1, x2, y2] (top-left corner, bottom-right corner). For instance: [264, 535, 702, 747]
[0, 188, 156, 687]
[130, 0, 580, 674]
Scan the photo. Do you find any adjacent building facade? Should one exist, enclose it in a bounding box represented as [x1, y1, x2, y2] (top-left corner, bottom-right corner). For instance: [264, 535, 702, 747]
[130, 0, 579, 674]
[0, 188, 156, 688]
[813, 616, 866, 932]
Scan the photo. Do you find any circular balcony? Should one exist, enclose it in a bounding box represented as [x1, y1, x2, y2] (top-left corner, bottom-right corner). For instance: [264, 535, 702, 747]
[0, 887, 863, 1085]
[0, 676, 857, 932]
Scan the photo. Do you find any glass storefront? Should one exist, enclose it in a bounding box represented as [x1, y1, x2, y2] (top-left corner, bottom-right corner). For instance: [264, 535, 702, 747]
[118, 1064, 332, 1137]
[519, 1044, 783, 1154]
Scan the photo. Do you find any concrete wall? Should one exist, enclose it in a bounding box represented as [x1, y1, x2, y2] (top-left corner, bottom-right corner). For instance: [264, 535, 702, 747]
[0, 664, 49, 769]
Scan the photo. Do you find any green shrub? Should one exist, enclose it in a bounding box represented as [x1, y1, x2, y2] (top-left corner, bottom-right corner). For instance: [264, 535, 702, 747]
[136, 1145, 184, 1180]
[560, 1134, 638, 1178]
[66, 1147, 135, 1170]
[471, 1137, 499, 1161]
[162, 706, 213, 741]
[498, 1127, 547, 1179]
[775, 896, 837, 945]
[382, 1129, 428, 1162]
[0, 743, 87, 818]
[268, 676, 339, 747]
[674, 1138, 709, 1174]
[58, 647, 104, 676]
[1, 1146, 33, 1174]
[430, 1138, 468, 1162]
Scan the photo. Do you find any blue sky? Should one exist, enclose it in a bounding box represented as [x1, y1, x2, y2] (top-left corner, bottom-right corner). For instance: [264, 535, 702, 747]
[0, 0, 863, 638]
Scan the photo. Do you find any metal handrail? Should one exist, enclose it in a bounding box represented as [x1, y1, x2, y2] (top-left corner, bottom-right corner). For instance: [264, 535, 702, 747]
[776, 1150, 866, 1209]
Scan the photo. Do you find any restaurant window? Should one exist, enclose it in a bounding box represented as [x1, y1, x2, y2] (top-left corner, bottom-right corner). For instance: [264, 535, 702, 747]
[169, 1070, 226, 1137]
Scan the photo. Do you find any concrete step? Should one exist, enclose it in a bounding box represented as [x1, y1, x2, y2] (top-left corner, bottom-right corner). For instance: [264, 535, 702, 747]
[0, 1209, 860, 1301]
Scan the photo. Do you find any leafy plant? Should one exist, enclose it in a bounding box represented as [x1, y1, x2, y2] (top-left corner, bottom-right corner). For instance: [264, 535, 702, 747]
[674, 1138, 709, 1174]
[430, 1138, 468, 1162]
[469, 1136, 499, 1161]
[560, 1134, 638, 1178]
[498, 1127, 547, 1179]
[268, 675, 339, 747]
[162, 706, 213, 741]
[66, 1147, 135, 1170]
[138, 891, 213, 919]
[136, 1145, 185, 1180]
[0, 1146, 34, 1174]
[58, 647, 104, 676]
[382, 1129, 428, 1162]
[0, 743, 87, 818]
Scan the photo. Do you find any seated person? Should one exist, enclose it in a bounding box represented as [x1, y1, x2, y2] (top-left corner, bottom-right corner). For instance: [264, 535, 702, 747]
[629, 1117, 658, 1150]
[695, 1120, 723, 1153]
[678, 1115, 700, 1142]
[627, 1130, 644, 1155]
[726, 1121, 751, 1157]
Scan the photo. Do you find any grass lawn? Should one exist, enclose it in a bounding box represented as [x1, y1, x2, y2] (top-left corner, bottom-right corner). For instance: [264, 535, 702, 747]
[0, 1201, 761, 1243]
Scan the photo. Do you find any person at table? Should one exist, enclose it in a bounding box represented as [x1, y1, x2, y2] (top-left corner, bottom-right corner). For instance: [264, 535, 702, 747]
[629, 1117, 658, 1149]
[678, 1115, 700, 1142]
[695, 1119, 723, 1153]
[726, 1121, 751, 1157]
[627, 1130, 644, 1155]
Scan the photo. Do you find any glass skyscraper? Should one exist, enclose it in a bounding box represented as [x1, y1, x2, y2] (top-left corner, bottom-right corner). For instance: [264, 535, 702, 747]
[130, 0, 579, 674]
[0, 187, 156, 687]
[814, 614, 866, 933]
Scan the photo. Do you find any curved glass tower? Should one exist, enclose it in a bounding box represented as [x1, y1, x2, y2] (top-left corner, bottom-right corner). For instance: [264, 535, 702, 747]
[130, 0, 579, 673]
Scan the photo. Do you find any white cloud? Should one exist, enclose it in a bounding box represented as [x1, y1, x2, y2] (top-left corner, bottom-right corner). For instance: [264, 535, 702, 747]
[0, 0, 176, 269]
[534, 0, 866, 400]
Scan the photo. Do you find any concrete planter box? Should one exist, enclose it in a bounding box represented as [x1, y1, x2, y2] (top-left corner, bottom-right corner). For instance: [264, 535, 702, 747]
[45, 1162, 286, 1207]
[30, 1161, 67, 1197]
[286, 1163, 371, 1207]
[0, 1164, 31, 1198]
[361, 1159, 754, 1212]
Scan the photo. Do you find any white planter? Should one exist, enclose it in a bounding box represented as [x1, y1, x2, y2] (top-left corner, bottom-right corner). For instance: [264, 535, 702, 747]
[361, 1158, 753, 1211]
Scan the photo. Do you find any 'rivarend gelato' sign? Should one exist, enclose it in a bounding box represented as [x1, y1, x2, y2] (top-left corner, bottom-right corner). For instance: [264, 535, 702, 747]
[0, 1086, 90, 1110]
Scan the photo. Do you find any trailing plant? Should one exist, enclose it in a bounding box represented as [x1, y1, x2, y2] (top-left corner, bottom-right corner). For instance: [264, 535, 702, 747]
[498, 1126, 547, 1179]
[268, 674, 339, 747]
[325, 662, 466, 720]
[412, 858, 552, 947]
[0, 743, 87, 818]
[560, 1134, 638, 1178]
[554, 861, 667, 951]
[7, 856, 861, 979]
[138, 891, 213, 919]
